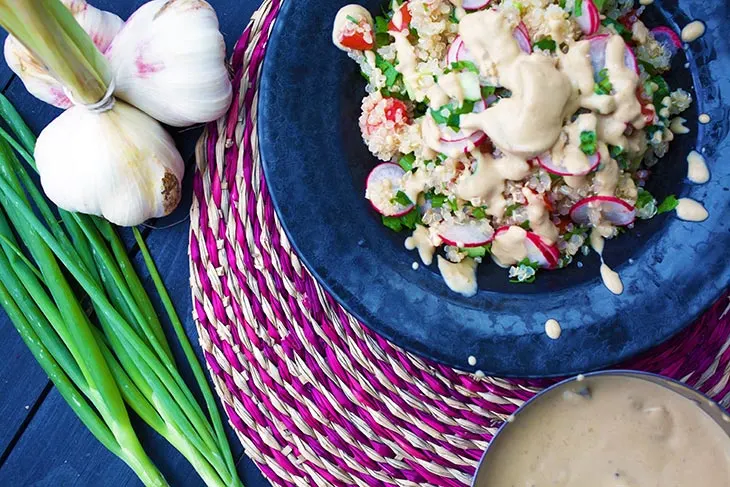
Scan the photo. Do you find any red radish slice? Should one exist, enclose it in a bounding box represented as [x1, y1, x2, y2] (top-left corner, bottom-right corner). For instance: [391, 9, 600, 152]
[536, 151, 601, 176]
[525, 232, 560, 269]
[447, 37, 465, 65]
[570, 195, 636, 226]
[438, 131, 487, 155]
[651, 26, 682, 58]
[366, 163, 413, 217]
[472, 95, 497, 113]
[575, 0, 600, 35]
[513, 22, 532, 53]
[462, 0, 492, 11]
[587, 34, 640, 76]
[438, 221, 494, 247]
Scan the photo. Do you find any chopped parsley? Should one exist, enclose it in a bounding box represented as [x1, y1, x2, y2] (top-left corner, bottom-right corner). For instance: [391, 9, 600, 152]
[381, 207, 421, 232]
[519, 220, 531, 230]
[574, 0, 583, 17]
[430, 100, 476, 131]
[563, 224, 588, 241]
[471, 206, 487, 219]
[398, 153, 416, 172]
[480, 85, 496, 99]
[602, 18, 632, 42]
[594, 68, 613, 95]
[460, 246, 489, 258]
[437, 153, 449, 164]
[509, 258, 539, 283]
[534, 37, 557, 52]
[382, 215, 403, 231]
[447, 60, 479, 74]
[392, 190, 413, 207]
[425, 191, 447, 208]
[657, 195, 679, 214]
[375, 54, 401, 88]
[409, 27, 419, 39]
[635, 188, 655, 209]
[446, 198, 459, 212]
[579, 130, 597, 156]
[504, 202, 523, 217]
[374, 15, 392, 48]
[609, 145, 629, 170]
[559, 0, 566, 8]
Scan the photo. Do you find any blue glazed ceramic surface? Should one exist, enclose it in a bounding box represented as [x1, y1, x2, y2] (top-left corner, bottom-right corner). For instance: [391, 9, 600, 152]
[258, 0, 730, 376]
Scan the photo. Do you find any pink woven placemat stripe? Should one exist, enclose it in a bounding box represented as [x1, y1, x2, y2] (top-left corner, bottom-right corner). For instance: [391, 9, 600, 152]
[189, 1, 730, 485]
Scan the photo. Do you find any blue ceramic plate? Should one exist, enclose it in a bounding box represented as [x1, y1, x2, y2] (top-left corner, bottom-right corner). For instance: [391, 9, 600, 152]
[258, 0, 730, 376]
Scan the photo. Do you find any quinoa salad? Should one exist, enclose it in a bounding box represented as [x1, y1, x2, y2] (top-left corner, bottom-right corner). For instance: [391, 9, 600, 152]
[332, 0, 694, 297]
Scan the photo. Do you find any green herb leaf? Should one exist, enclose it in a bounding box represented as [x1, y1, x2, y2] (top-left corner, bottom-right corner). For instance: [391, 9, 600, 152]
[400, 208, 421, 229]
[449, 60, 479, 74]
[446, 198, 459, 212]
[657, 195, 679, 214]
[430, 106, 449, 125]
[382, 215, 403, 232]
[650, 74, 670, 111]
[449, 7, 459, 23]
[635, 188, 655, 209]
[471, 206, 487, 219]
[392, 190, 413, 207]
[375, 54, 401, 88]
[437, 153, 448, 164]
[398, 153, 416, 172]
[517, 257, 539, 270]
[534, 37, 556, 52]
[409, 27, 419, 39]
[505, 203, 522, 217]
[559, 0, 567, 8]
[563, 224, 588, 240]
[594, 68, 613, 95]
[427, 192, 447, 208]
[574, 0, 583, 17]
[602, 18, 632, 41]
[346, 15, 359, 24]
[579, 130, 597, 156]
[480, 85, 496, 99]
[609, 145, 630, 170]
[460, 246, 488, 258]
[519, 220, 531, 230]
[374, 15, 390, 33]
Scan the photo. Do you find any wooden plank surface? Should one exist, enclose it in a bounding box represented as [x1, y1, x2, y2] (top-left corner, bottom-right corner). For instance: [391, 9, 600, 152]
[0, 0, 271, 485]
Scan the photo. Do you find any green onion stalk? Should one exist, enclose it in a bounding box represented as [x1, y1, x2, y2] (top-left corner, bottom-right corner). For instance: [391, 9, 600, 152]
[0, 2, 243, 486]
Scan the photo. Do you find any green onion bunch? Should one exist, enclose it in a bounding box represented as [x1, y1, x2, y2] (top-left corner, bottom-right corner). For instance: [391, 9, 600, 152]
[0, 94, 241, 487]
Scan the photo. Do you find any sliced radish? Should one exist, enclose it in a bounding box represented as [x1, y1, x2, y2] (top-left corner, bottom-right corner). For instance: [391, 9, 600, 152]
[437, 131, 487, 155]
[365, 163, 413, 217]
[513, 22, 532, 53]
[570, 195, 636, 226]
[588, 34, 640, 76]
[438, 220, 494, 247]
[525, 232, 560, 269]
[446, 36, 468, 65]
[536, 151, 601, 176]
[388, 2, 411, 32]
[651, 26, 682, 58]
[462, 0, 492, 11]
[574, 0, 600, 36]
[440, 125, 479, 142]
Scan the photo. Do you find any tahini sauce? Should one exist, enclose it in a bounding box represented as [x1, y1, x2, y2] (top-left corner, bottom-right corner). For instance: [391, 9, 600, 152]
[687, 150, 710, 184]
[676, 198, 709, 222]
[545, 319, 561, 339]
[332, 5, 373, 51]
[590, 229, 624, 295]
[405, 224, 436, 265]
[437, 256, 478, 297]
[475, 375, 730, 487]
[681, 21, 706, 43]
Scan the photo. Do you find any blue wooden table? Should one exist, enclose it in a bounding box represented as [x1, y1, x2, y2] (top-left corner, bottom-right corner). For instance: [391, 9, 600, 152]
[0, 1, 272, 485]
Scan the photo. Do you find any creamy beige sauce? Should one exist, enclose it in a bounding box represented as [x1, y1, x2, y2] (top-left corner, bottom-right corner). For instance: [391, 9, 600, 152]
[545, 318, 561, 340]
[676, 198, 709, 222]
[687, 150, 710, 184]
[454, 151, 530, 219]
[681, 20, 706, 43]
[458, 10, 572, 158]
[491, 226, 527, 267]
[475, 375, 730, 487]
[590, 229, 624, 295]
[639, 0, 654, 4]
[405, 224, 436, 265]
[332, 5, 373, 51]
[699, 113, 711, 124]
[523, 189, 558, 244]
[670, 116, 690, 134]
[437, 255, 477, 297]
[594, 157, 620, 196]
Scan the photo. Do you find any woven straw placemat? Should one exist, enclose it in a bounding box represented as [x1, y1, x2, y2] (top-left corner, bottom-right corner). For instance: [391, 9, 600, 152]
[189, 1, 730, 485]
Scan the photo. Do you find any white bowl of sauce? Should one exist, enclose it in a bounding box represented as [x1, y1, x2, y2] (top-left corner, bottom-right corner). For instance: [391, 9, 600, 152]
[472, 371, 730, 486]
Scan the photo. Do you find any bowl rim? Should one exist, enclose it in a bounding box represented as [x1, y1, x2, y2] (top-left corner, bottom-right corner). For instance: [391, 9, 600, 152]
[471, 369, 730, 487]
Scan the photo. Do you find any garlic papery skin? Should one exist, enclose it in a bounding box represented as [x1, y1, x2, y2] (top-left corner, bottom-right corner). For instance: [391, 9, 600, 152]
[105, 0, 232, 127]
[35, 100, 185, 227]
[4, 0, 123, 109]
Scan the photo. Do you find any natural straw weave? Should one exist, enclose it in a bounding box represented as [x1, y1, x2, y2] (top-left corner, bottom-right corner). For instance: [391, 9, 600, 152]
[189, 1, 730, 485]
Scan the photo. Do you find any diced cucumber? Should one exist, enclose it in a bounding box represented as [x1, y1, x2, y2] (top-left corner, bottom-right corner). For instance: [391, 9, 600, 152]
[459, 72, 482, 101]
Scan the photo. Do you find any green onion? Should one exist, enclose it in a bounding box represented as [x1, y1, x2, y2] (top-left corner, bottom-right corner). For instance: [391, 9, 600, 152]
[471, 206, 487, 219]
[602, 18, 632, 41]
[594, 68, 613, 95]
[346, 14, 359, 23]
[657, 195, 679, 214]
[0, 94, 241, 487]
[460, 246, 488, 258]
[392, 190, 413, 206]
[504, 202, 522, 217]
[448, 60, 479, 74]
[579, 130, 597, 156]
[574, 0, 583, 17]
[635, 188, 655, 209]
[398, 153, 416, 172]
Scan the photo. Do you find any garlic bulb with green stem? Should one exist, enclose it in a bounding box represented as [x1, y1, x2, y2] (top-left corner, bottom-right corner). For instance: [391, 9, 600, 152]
[0, 0, 185, 227]
[4, 0, 123, 108]
[106, 0, 232, 127]
[35, 100, 184, 227]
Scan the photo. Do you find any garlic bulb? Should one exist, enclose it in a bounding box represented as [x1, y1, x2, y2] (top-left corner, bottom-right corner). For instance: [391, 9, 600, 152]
[4, 0, 123, 109]
[106, 0, 232, 127]
[35, 101, 185, 226]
